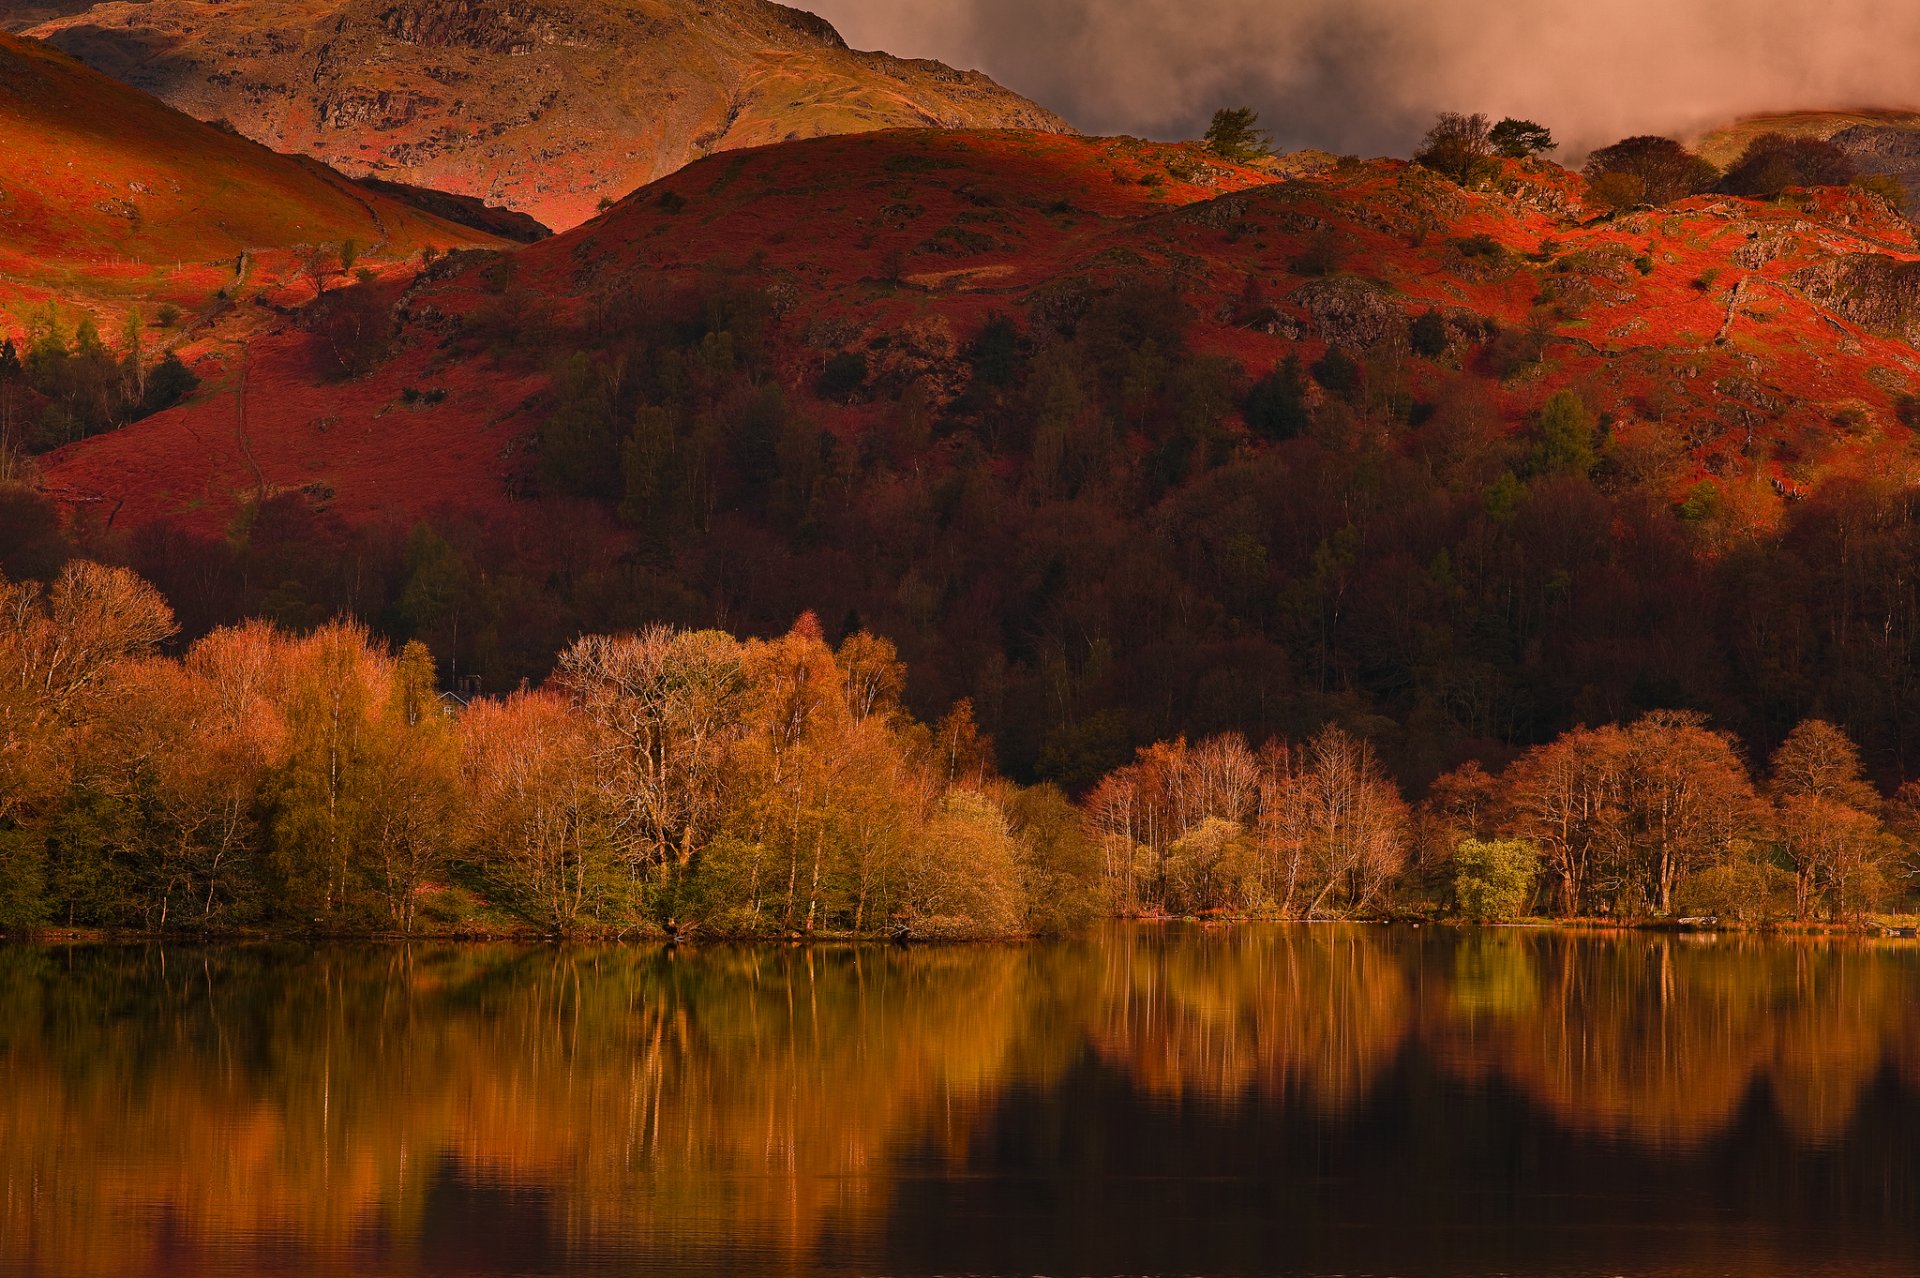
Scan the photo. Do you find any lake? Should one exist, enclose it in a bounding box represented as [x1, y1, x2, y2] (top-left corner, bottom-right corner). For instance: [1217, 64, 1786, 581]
[1, 925, 1917, 1276]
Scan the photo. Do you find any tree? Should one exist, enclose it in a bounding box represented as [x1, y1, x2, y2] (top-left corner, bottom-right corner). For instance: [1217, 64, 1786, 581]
[1007, 783, 1105, 934]
[557, 626, 747, 916]
[1720, 133, 1856, 199]
[1769, 719, 1892, 919]
[1531, 389, 1596, 476]
[139, 352, 199, 417]
[361, 640, 460, 932]
[461, 690, 620, 933]
[1500, 725, 1628, 915]
[1453, 838, 1539, 920]
[267, 621, 390, 923]
[908, 789, 1024, 936]
[1204, 107, 1273, 162]
[1244, 355, 1310, 440]
[1489, 118, 1556, 160]
[1414, 112, 1497, 186]
[1582, 136, 1718, 206]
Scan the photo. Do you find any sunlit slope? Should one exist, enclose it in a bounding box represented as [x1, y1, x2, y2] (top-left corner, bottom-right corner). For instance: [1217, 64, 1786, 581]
[27, 0, 1073, 230]
[0, 32, 503, 331]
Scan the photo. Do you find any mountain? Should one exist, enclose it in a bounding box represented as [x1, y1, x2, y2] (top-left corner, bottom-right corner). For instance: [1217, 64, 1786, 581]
[0, 31, 505, 337]
[40, 124, 1920, 783]
[18, 0, 1072, 230]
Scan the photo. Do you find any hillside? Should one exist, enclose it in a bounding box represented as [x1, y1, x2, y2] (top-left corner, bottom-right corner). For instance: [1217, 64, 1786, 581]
[22, 0, 1072, 231]
[1696, 109, 1920, 205]
[39, 125, 1920, 786]
[0, 31, 503, 338]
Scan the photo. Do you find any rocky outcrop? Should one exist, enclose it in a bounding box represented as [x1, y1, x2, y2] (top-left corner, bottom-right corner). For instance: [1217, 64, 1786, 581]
[1291, 275, 1403, 349]
[1793, 253, 1920, 345]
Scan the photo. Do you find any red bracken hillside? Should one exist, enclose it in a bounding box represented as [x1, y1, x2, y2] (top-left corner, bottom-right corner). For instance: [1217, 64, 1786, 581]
[39, 129, 1293, 528]
[0, 31, 504, 338]
[42, 125, 1920, 535]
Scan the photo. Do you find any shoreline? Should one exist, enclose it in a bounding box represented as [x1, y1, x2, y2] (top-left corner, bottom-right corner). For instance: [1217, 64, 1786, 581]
[5, 914, 1917, 946]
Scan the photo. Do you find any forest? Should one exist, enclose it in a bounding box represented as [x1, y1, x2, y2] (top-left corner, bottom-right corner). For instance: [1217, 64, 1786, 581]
[0, 558, 1912, 936]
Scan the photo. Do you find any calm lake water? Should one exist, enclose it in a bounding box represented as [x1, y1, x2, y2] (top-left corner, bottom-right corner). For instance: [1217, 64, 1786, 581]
[1, 925, 1917, 1277]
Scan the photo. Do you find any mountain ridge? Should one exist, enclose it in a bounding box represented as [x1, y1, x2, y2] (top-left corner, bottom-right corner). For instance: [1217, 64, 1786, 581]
[20, 0, 1073, 229]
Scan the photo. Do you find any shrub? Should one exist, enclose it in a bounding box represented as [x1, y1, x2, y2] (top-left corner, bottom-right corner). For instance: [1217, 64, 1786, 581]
[1453, 838, 1538, 921]
[1453, 233, 1505, 260]
[139, 352, 199, 416]
[1853, 173, 1908, 211]
[1289, 229, 1341, 276]
[1588, 171, 1648, 212]
[1896, 392, 1920, 429]
[1582, 136, 1718, 206]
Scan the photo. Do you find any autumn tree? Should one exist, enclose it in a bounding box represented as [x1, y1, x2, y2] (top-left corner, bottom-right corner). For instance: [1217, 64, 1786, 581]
[557, 625, 747, 922]
[461, 690, 620, 933]
[1769, 719, 1894, 919]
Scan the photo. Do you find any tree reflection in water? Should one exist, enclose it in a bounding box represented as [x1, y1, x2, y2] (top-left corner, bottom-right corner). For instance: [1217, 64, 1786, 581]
[1, 927, 1917, 1276]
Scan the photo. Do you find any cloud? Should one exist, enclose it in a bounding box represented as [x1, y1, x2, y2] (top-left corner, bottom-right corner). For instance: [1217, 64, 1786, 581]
[807, 0, 1920, 157]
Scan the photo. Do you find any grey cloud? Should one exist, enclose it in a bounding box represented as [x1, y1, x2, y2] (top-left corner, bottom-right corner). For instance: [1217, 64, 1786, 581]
[807, 0, 1920, 156]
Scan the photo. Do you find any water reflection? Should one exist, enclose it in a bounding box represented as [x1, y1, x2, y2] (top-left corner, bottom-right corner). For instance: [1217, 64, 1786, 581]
[0, 927, 1916, 1276]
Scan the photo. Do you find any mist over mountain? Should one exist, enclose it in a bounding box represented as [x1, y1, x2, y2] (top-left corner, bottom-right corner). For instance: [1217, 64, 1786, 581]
[811, 0, 1920, 155]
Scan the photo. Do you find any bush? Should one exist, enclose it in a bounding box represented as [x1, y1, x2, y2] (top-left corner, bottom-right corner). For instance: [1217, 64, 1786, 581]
[1288, 230, 1341, 276]
[1853, 173, 1908, 211]
[139, 352, 199, 416]
[1588, 171, 1648, 212]
[1453, 838, 1538, 920]
[1453, 233, 1505, 260]
[1582, 136, 1718, 206]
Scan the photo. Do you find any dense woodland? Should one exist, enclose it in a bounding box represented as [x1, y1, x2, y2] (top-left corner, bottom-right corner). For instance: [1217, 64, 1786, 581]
[0, 558, 1912, 935]
[6, 116, 1920, 929]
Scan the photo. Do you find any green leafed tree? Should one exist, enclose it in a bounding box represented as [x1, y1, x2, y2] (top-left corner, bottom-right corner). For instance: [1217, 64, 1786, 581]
[1454, 838, 1539, 921]
[1204, 107, 1273, 162]
[1489, 118, 1556, 159]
